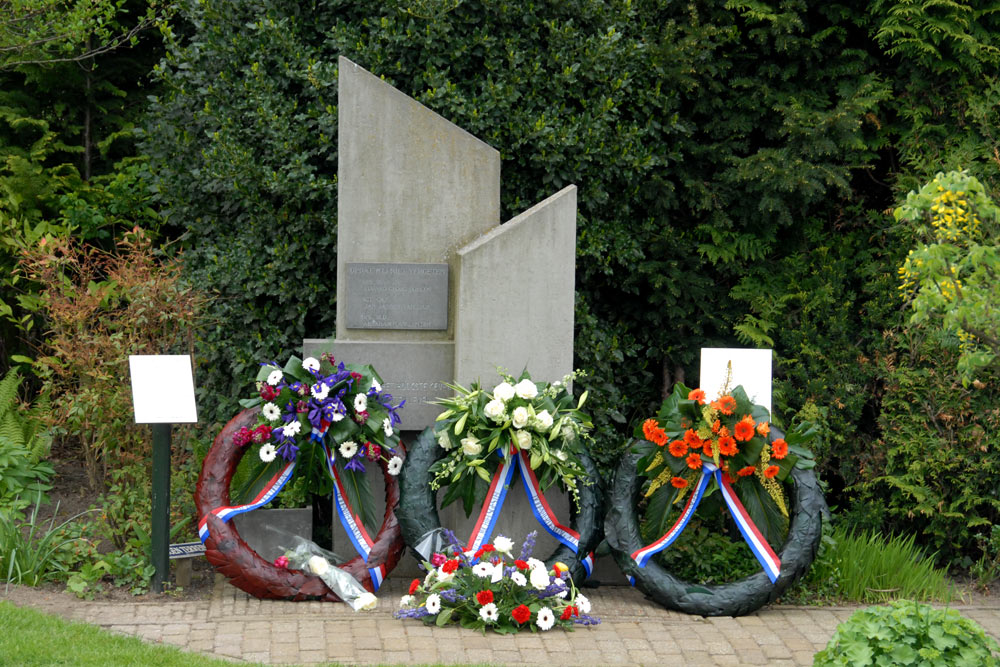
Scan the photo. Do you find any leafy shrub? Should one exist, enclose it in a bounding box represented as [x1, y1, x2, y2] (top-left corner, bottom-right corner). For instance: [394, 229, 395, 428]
[0, 493, 91, 587]
[813, 599, 1000, 666]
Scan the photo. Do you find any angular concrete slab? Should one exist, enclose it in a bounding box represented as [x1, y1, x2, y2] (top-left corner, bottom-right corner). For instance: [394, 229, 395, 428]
[454, 185, 577, 387]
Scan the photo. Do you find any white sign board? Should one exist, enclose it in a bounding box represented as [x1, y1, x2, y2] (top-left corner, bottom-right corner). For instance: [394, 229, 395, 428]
[129, 355, 198, 424]
[700, 348, 772, 415]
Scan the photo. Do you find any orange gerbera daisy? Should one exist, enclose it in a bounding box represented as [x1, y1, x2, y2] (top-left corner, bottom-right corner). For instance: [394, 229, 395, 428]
[716, 395, 737, 415]
[756, 421, 770, 437]
[737, 465, 756, 477]
[703, 439, 715, 457]
[711, 419, 721, 434]
[764, 465, 780, 479]
[718, 435, 738, 456]
[734, 415, 755, 442]
[683, 428, 702, 447]
[685, 452, 702, 469]
[771, 438, 789, 459]
[670, 477, 688, 489]
[668, 440, 688, 458]
[642, 418, 668, 445]
[688, 388, 706, 405]
[718, 425, 731, 439]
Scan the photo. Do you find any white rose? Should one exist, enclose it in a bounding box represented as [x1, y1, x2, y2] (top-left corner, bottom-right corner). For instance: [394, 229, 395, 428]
[493, 535, 513, 553]
[307, 555, 329, 576]
[302, 357, 320, 372]
[354, 592, 378, 611]
[514, 379, 538, 399]
[492, 382, 515, 402]
[437, 431, 454, 450]
[354, 393, 367, 413]
[400, 594, 414, 607]
[512, 406, 529, 429]
[484, 399, 506, 422]
[534, 409, 553, 432]
[553, 449, 568, 462]
[461, 437, 482, 456]
[515, 429, 532, 450]
[266, 369, 283, 386]
[530, 566, 550, 590]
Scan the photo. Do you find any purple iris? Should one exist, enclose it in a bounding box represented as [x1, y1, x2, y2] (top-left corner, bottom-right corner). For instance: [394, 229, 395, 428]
[344, 456, 366, 473]
[308, 399, 330, 428]
[276, 440, 299, 461]
[379, 394, 405, 427]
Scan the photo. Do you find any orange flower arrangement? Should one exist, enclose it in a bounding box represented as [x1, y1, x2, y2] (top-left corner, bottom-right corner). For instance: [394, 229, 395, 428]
[642, 418, 668, 446]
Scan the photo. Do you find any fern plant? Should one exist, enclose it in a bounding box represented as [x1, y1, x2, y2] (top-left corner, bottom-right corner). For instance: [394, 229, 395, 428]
[0, 369, 54, 517]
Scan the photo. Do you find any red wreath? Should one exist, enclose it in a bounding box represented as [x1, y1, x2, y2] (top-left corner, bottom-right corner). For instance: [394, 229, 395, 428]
[194, 409, 405, 601]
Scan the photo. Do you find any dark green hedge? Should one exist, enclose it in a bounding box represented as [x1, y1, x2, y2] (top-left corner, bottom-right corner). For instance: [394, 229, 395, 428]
[143, 0, 1000, 559]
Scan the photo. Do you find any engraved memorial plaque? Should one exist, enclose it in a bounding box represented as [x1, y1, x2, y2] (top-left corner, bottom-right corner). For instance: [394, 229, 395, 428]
[346, 263, 449, 330]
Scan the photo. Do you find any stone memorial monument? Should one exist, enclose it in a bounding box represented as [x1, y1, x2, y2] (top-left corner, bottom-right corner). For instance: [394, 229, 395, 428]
[304, 58, 581, 569]
[304, 57, 577, 429]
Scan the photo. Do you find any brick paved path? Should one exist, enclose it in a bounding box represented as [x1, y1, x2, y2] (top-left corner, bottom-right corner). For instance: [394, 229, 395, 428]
[5, 576, 1000, 665]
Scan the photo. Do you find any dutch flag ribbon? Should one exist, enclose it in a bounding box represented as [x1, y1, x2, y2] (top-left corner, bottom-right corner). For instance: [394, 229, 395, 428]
[630, 462, 782, 583]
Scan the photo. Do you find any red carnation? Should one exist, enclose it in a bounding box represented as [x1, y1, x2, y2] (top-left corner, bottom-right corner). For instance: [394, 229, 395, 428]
[474, 545, 496, 560]
[514, 559, 530, 571]
[511, 604, 531, 624]
[350, 372, 363, 381]
[408, 578, 420, 595]
[561, 605, 579, 620]
[441, 559, 460, 574]
[476, 590, 494, 606]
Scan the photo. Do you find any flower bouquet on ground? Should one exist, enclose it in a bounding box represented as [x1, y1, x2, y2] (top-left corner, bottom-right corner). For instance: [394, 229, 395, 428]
[430, 369, 592, 516]
[634, 382, 818, 572]
[272, 535, 378, 611]
[395, 530, 599, 633]
[232, 353, 405, 530]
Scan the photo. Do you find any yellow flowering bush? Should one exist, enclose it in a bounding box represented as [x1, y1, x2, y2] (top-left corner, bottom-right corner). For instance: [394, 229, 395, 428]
[896, 170, 1000, 382]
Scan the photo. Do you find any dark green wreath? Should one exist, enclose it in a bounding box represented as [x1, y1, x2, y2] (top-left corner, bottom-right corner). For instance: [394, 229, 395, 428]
[398, 427, 604, 582]
[606, 442, 825, 616]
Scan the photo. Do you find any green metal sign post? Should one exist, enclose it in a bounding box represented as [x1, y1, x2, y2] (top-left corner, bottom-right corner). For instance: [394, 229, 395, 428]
[151, 423, 172, 593]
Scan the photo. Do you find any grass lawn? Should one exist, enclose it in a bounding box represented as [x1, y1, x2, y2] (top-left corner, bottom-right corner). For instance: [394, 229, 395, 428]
[0, 600, 265, 666]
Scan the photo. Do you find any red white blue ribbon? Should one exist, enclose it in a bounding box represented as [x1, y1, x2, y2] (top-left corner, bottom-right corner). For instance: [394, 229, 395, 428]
[467, 450, 580, 554]
[198, 460, 297, 543]
[581, 551, 595, 579]
[630, 462, 782, 584]
[322, 442, 377, 565]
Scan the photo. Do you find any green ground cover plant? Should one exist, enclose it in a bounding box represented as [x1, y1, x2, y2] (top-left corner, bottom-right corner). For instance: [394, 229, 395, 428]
[0, 493, 91, 587]
[814, 600, 1000, 666]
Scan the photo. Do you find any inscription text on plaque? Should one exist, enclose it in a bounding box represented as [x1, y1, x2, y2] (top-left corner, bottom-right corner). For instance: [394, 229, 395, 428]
[345, 263, 449, 330]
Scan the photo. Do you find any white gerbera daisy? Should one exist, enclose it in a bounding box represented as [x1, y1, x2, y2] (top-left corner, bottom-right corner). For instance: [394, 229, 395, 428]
[331, 409, 345, 422]
[259, 444, 276, 462]
[510, 572, 527, 587]
[425, 593, 441, 614]
[354, 393, 367, 413]
[339, 440, 358, 458]
[493, 535, 513, 553]
[262, 402, 281, 421]
[576, 593, 591, 614]
[311, 382, 330, 400]
[536, 606, 555, 631]
[266, 369, 283, 386]
[479, 603, 499, 623]
[387, 456, 403, 476]
[302, 357, 320, 372]
[472, 562, 494, 578]
[283, 420, 302, 436]
[383, 417, 393, 438]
